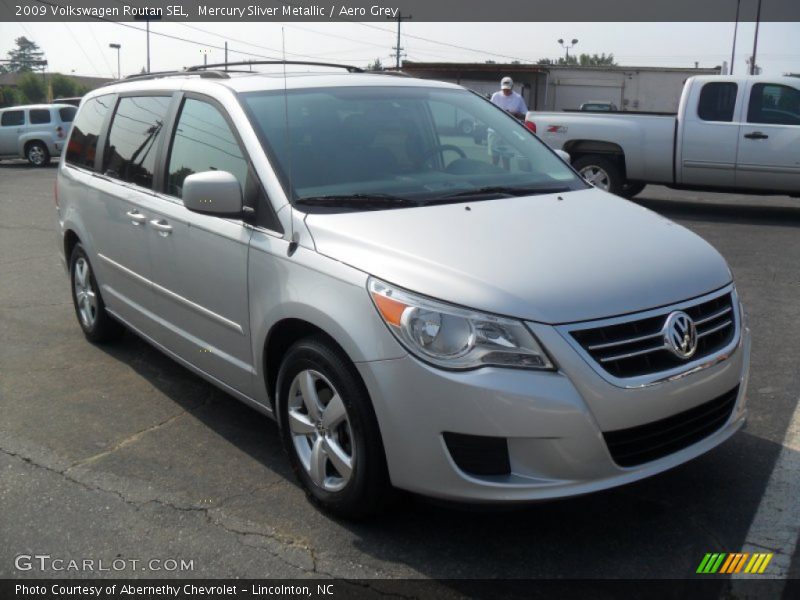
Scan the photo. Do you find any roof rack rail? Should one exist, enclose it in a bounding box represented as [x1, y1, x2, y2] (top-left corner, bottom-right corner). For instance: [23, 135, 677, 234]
[186, 60, 364, 74]
[100, 70, 230, 86]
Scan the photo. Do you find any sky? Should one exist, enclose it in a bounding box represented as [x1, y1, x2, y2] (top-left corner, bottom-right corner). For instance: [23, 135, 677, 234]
[0, 20, 798, 79]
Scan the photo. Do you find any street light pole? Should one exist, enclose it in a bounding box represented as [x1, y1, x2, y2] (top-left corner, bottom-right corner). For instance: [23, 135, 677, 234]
[730, 0, 740, 75]
[557, 38, 579, 62]
[109, 43, 121, 79]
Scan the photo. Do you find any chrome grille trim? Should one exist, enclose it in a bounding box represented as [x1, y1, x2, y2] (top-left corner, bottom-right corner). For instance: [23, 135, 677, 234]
[555, 285, 741, 389]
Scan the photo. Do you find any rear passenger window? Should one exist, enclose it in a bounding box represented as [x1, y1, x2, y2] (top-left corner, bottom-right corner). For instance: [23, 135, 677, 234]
[1, 110, 24, 126]
[59, 107, 77, 122]
[104, 96, 171, 189]
[166, 98, 248, 198]
[66, 95, 114, 171]
[698, 82, 738, 122]
[29, 109, 51, 124]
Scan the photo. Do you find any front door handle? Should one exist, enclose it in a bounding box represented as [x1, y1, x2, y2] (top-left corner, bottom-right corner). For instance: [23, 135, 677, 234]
[149, 219, 173, 236]
[744, 131, 769, 140]
[126, 209, 147, 226]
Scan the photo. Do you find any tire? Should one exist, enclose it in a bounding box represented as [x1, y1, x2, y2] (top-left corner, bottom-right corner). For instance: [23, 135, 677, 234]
[69, 243, 124, 343]
[276, 335, 390, 519]
[573, 155, 624, 196]
[458, 119, 475, 135]
[26, 141, 50, 167]
[620, 182, 646, 199]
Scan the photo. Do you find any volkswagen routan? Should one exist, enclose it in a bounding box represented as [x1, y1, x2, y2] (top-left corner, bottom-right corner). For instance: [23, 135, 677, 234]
[56, 63, 750, 518]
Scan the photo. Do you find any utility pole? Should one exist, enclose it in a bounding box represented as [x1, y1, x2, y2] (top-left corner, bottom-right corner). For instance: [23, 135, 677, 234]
[730, 0, 740, 75]
[146, 20, 150, 73]
[109, 43, 121, 79]
[750, 0, 762, 75]
[387, 13, 412, 69]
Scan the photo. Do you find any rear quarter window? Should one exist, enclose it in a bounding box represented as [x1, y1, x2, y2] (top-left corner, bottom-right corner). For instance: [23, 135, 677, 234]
[697, 82, 738, 122]
[65, 95, 114, 170]
[59, 107, 77, 122]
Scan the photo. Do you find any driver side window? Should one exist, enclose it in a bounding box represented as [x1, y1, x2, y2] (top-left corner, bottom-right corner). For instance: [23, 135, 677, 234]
[166, 98, 249, 199]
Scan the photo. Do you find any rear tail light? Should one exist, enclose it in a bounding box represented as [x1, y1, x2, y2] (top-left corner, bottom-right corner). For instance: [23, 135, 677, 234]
[524, 120, 536, 134]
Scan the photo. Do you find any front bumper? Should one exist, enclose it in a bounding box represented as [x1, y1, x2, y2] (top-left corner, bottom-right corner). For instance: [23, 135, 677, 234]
[357, 319, 750, 503]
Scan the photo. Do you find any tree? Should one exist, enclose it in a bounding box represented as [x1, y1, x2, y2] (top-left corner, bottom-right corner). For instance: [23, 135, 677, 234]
[51, 73, 77, 98]
[16, 71, 46, 103]
[366, 58, 383, 71]
[0, 86, 24, 108]
[5, 37, 45, 73]
[537, 53, 617, 67]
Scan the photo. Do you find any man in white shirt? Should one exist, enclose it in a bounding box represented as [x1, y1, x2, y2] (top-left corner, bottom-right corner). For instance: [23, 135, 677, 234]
[488, 76, 528, 168]
[490, 76, 527, 118]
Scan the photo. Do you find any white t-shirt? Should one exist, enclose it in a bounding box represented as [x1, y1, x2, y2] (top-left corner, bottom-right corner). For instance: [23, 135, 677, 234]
[490, 90, 528, 115]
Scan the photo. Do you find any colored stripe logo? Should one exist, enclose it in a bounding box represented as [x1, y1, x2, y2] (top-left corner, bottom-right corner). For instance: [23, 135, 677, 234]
[696, 552, 773, 574]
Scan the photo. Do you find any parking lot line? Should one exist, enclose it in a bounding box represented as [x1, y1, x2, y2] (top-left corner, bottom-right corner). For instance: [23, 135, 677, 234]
[732, 394, 800, 581]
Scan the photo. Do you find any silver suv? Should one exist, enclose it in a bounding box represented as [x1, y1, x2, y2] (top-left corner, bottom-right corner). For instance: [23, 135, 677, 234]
[1, 103, 77, 166]
[56, 63, 750, 518]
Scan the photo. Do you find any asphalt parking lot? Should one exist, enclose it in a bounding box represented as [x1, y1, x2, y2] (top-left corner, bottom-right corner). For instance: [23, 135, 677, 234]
[1, 161, 798, 590]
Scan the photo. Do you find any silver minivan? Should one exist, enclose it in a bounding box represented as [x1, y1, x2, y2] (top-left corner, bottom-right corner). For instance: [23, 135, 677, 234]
[1, 103, 77, 165]
[56, 63, 750, 518]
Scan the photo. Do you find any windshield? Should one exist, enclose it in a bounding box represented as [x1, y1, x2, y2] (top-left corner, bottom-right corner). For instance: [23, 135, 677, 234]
[240, 86, 586, 209]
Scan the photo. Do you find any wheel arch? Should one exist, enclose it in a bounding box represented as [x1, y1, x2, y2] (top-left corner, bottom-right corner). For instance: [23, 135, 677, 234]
[563, 139, 628, 178]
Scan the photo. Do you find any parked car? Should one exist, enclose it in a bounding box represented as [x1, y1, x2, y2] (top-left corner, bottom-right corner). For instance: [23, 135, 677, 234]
[56, 64, 750, 518]
[579, 101, 618, 111]
[0, 103, 77, 166]
[526, 76, 800, 198]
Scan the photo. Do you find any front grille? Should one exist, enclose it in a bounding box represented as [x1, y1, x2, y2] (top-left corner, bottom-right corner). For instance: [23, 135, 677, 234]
[570, 292, 735, 379]
[603, 386, 739, 467]
[443, 432, 511, 476]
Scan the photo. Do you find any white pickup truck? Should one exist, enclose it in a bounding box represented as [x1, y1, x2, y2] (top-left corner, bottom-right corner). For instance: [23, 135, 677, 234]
[525, 75, 800, 198]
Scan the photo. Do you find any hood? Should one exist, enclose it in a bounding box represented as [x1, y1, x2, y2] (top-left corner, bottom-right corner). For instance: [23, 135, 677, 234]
[304, 188, 732, 324]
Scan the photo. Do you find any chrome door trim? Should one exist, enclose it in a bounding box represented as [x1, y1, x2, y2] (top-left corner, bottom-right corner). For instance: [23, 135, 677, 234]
[97, 253, 244, 335]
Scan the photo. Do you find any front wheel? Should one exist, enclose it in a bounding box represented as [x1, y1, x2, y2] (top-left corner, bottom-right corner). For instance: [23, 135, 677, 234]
[276, 336, 390, 519]
[573, 155, 623, 196]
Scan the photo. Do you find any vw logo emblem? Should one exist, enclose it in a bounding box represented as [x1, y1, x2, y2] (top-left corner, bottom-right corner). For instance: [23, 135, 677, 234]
[662, 311, 698, 359]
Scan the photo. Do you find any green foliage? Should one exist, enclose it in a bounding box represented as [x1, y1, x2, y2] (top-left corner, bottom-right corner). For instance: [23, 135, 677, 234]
[0, 85, 23, 108]
[16, 71, 46, 103]
[366, 58, 383, 71]
[537, 53, 617, 67]
[5, 37, 45, 73]
[51, 73, 78, 99]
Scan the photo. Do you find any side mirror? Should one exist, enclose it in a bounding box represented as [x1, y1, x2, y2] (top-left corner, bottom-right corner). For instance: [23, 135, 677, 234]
[182, 171, 243, 216]
[555, 149, 571, 163]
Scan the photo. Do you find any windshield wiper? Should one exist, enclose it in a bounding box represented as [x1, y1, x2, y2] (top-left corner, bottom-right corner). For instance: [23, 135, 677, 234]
[295, 194, 421, 210]
[428, 185, 572, 202]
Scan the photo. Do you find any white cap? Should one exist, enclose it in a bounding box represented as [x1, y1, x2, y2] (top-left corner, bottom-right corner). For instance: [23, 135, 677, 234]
[501, 76, 513, 89]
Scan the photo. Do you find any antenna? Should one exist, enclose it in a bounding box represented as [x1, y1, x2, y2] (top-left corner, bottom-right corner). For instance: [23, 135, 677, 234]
[282, 28, 298, 256]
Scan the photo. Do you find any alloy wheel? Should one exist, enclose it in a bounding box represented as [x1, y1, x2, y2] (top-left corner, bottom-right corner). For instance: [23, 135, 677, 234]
[73, 257, 98, 328]
[28, 145, 46, 166]
[579, 165, 611, 191]
[287, 369, 355, 492]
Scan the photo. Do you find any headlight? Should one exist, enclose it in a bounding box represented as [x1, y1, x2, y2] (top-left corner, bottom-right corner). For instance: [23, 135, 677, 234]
[368, 277, 554, 370]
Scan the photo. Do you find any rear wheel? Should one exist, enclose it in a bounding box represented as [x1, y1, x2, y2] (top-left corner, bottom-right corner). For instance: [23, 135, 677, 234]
[573, 155, 623, 196]
[69, 243, 124, 343]
[620, 182, 646, 199]
[26, 142, 50, 167]
[276, 335, 389, 519]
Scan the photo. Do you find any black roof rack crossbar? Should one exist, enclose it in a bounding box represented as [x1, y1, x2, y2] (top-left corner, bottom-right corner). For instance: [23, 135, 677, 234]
[104, 70, 230, 86]
[186, 60, 364, 74]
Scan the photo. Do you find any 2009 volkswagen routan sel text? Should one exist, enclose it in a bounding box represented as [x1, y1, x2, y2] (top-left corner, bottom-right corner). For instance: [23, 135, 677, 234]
[56, 63, 750, 518]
